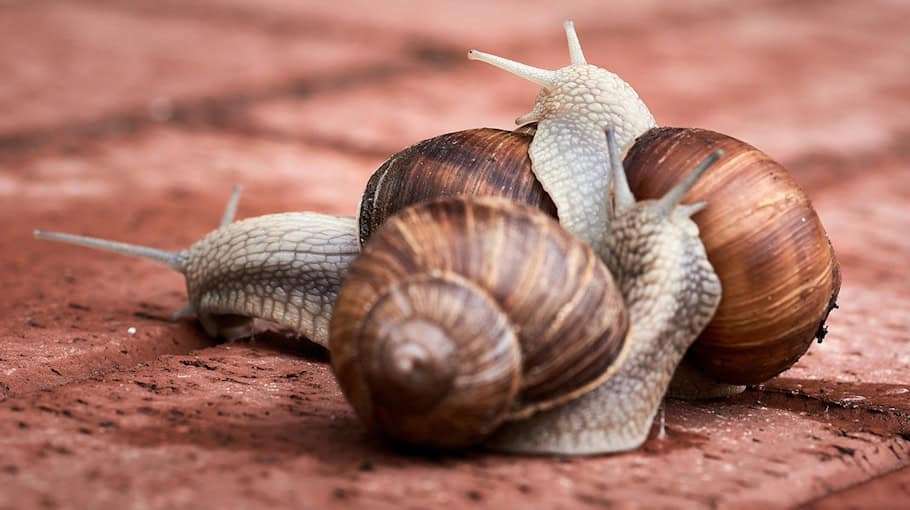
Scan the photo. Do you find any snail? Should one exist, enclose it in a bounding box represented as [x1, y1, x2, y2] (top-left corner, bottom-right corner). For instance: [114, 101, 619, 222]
[330, 129, 722, 453]
[622, 128, 841, 386]
[331, 195, 628, 450]
[31, 128, 562, 346]
[34, 186, 360, 343]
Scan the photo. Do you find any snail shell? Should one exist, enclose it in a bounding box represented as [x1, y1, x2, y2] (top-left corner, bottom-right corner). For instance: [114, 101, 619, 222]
[623, 128, 841, 384]
[357, 126, 556, 245]
[330, 197, 628, 449]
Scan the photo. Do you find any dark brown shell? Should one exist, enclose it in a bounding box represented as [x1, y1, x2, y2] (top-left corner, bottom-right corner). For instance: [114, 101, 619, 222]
[330, 197, 627, 449]
[624, 127, 841, 384]
[357, 127, 557, 245]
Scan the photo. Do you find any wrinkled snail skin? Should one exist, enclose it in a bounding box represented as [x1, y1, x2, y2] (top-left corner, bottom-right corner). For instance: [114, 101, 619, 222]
[180, 213, 358, 343]
[34, 188, 358, 345]
[486, 130, 722, 455]
[468, 20, 656, 257]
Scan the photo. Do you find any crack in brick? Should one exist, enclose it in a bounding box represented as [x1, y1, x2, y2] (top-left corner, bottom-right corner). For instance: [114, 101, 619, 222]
[797, 463, 910, 509]
[0, 54, 459, 162]
[63, 0, 418, 40]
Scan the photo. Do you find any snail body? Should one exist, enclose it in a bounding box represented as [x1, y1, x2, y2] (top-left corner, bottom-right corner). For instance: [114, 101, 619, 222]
[34, 187, 358, 344]
[468, 20, 656, 256]
[331, 130, 722, 453]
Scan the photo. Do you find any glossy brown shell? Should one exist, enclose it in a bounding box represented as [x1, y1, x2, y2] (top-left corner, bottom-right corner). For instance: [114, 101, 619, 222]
[330, 197, 628, 449]
[624, 127, 841, 384]
[357, 127, 557, 245]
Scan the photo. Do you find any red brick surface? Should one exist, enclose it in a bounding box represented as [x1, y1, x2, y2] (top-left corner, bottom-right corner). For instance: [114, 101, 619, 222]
[1, 1, 909, 508]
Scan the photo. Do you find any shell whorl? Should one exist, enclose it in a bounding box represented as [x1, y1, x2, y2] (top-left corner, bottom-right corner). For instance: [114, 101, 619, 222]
[330, 197, 628, 449]
[348, 272, 522, 447]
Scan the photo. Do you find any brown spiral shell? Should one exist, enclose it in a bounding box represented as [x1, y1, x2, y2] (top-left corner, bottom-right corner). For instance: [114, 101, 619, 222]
[357, 127, 557, 245]
[623, 127, 841, 384]
[330, 197, 628, 449]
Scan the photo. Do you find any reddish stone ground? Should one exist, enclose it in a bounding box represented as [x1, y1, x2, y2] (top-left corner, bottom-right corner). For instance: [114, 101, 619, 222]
[1, 1, 909, 508]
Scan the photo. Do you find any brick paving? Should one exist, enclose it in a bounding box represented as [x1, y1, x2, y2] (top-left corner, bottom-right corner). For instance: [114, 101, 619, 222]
[1, 0, 909, 508]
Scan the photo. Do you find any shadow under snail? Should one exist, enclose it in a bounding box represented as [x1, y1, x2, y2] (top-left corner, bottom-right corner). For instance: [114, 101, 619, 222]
[32, 21, 840, 454]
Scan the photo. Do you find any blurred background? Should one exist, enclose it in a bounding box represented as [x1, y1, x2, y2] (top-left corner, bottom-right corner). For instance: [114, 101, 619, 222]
[1, 1, 909, 508]
[2, 0, 907, 203]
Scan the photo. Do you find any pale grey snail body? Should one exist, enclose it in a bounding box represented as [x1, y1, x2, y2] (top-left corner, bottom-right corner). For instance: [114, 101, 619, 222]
[36, 188, 358, 344]
[489, 139, 722, 454]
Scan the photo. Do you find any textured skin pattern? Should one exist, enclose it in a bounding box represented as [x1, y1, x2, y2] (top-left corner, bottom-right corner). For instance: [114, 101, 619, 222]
[181, 212, 358, 345]
[488, 203, 720, 455]
[529, 64, 656, 256]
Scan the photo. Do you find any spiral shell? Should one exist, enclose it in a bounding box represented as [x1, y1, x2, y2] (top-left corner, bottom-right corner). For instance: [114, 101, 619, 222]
[623, 128, 841, 384]
[330, 197, 627, 448]
[357, 127, 557, 245]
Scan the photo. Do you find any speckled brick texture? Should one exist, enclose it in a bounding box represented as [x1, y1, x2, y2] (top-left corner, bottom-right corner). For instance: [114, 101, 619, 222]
[1, 1, 909, 508]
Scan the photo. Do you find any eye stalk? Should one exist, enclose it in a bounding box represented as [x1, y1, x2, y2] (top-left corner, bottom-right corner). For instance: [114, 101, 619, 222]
[564, 20, 587, 65]
[653, 149, 723, 218]
[605, 125, 722, 220]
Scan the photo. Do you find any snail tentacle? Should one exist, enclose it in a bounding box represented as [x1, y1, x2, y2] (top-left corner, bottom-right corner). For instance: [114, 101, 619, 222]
[33, 229, 187, 271]
[220, 184, 243, 227]
[466, 50, 557, 88]
[563, 20, 587, 65]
